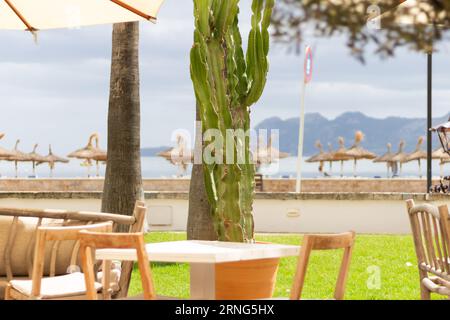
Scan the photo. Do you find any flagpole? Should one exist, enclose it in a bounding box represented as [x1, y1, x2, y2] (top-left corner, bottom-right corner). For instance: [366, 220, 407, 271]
[296, 80, 306, 193]
[296, 46, 313, 193]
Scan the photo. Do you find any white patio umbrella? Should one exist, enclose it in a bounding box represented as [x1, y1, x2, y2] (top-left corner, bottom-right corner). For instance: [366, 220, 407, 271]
[0, 0, 164, 33]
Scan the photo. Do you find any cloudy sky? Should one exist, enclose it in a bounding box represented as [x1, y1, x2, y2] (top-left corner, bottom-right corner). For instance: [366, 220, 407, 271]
[1, 0, 450, 154]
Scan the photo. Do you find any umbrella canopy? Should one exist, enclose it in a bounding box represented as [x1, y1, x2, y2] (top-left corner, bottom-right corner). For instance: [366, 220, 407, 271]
[403, 136, 427, 163]
[92, 134, 107, 162]
[157, 134, 192, 177]
[27, 144, 47, 176]
[373, 142, 395, 178]
[390, 140, 408, 163]
[339, 131, 377, 160]
[0, 0, 164, 31]
[335, 131, 376, 177]
[37, 145, 69, 177]
[432, 147, 450, 161]
[403, 136, 427, 178]
[68, 133, 106, 177]
[8, 140, 30, 162]
[68, 133, 99, 160]
[0, 133, 15, 160]
[157, 135, 193, 164]
[332, 137, 352, 162]
[306, 141, 325, 163]
[267, 136, 290, 160]
[7, 139, 31, 178]
[27, 144, 47, 163]
[39, 145, 69, 166]
[373, 143, 393, 163]
[256, 135, 290, 165]
[332, 137, 352, 177]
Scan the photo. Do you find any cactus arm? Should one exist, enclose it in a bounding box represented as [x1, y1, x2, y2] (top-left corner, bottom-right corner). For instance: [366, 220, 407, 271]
[244, 0, 274, 106]
[191, 0, 274, 242]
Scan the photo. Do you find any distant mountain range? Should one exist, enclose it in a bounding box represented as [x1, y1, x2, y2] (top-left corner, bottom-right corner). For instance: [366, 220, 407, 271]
[254, 112, 450, 156]
[142, 112, 450, 157]
[141, 146, 169, 157]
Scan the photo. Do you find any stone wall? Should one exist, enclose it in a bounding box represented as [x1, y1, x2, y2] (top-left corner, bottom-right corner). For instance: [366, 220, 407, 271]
[0, 178, 438, 193]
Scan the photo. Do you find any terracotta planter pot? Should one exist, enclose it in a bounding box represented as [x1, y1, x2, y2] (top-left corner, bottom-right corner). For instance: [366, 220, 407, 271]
[215, 258, 280, 300]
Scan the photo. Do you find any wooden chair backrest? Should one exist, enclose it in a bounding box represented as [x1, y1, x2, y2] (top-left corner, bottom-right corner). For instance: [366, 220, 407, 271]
[290, 231, 356, 300]
[0, 206, 136, 279]
[31, 222, 113, 298]
[115, 201, 147, 298]
[78, 231, 155, 300]
[406, 200, 450, 280]
[0, 200, 147, 299]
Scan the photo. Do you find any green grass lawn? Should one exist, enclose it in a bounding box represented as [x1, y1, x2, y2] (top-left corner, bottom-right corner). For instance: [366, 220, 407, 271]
[129, 232, 428, 300]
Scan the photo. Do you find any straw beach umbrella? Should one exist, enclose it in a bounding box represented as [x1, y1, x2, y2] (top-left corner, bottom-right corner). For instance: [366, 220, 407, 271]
[267, 135, 290, 161]
[0, 134, 15, 177]
[335, 131, 376, 177]
[27, 144, 47, 177]
[91, 134, 107, 177]
[389, 140, 408, 176]
[325, 143, 335, 174]
[0, 133, 14, 159]
[373, 143, 394, 178]
[37, 145, 69, 178]
[306, 141, 334, 176]
[68, 133, 100, 177]
[256, 135, 290, 166]
[332, 137, 352, 177]
[7, 140, 31, 178]
[306, 141, 326, 175]
[432, 148, 450, 178]
[402, 137, 427, 178]
[157, 134, 193, 177]
[306, 141, 325, 163]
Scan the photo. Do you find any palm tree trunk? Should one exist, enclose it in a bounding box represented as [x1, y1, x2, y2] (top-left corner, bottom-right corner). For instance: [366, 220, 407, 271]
[187, 104, 217, 240]
[102, 22, 143, 231]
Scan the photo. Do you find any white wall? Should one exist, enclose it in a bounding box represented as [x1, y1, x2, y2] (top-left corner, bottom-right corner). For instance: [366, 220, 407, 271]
[1, 196, 446, 234]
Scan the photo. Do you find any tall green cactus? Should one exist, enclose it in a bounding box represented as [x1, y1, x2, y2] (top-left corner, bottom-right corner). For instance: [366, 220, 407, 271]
[190, 0, 274, 242]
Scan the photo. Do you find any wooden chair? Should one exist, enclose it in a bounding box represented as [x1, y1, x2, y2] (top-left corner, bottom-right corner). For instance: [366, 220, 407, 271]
[4, 222, 113, 300]
[289, 232, 355, 300]
[406, 199, 450, 299]
[0, 200, 147, 299]
[78, 231, 156, 300]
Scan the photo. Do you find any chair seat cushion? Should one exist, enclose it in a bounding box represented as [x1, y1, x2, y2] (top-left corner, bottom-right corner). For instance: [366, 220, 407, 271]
[9, 272, 102, 299]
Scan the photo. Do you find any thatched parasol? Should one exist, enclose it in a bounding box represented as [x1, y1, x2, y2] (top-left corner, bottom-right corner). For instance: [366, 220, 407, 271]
[332, 137, 352, 177]
[306, 141, 325, 163]
[0, 133, 15, 160]
[157, 134, 193, 177]
[0, 134, 16, 177]
[389, 140, 407, 176]
[402, 137, 427, 178]
[306, 141, 326, 175]
[91, 134, 107, 177]
[267, 135, 290, 160]
[325, 143, 335, 174]
[37, 145, 69, 178]
[27, 144, 47, 177]
[373, 143, 394, 178]
[341, 131, 376, 177]
[7, 140, 31, 178]
[256, 135, 290, 166]
[68, 133, 99, 177]
[432, 148, 450, 178]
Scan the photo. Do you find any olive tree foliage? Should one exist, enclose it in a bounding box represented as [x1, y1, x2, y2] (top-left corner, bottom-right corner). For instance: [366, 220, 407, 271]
[270, 0, 450, 61]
